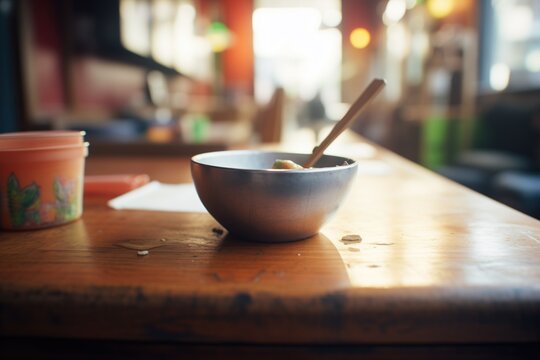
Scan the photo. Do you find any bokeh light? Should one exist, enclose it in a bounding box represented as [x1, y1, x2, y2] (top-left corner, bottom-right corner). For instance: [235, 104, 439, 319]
[426, 0, 455, 19]
[350, 27, 371, 49]
[207, 21, 232, 53]
[383, 0, 407, 25]
[525, 49, 540, 72]
[490, 63, 510, 91]
[500, 5, 533, 41]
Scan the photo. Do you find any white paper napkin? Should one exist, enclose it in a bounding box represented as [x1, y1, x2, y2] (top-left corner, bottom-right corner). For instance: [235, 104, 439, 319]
[108, 181, 207, 213]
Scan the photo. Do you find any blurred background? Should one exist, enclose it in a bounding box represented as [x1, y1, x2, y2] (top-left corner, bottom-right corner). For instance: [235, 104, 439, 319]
[1, 0, 539, 217]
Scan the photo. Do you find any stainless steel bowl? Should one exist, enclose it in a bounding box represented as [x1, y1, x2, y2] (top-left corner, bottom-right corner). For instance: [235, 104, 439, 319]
[191, 150, 357, 242]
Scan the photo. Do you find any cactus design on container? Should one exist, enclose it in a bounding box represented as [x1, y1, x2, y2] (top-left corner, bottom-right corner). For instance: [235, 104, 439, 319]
[53, 176, 79, 223]
[7, 173, 41, 228]
[6, 173, 80, 228]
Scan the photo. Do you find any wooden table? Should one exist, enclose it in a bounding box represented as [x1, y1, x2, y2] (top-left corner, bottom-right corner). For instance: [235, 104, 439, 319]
[2, 136, 540, 359]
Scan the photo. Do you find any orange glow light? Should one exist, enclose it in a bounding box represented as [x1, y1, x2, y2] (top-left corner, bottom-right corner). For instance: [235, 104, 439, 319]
[350, 28, 371, 49]
[426, 0, 455, 19]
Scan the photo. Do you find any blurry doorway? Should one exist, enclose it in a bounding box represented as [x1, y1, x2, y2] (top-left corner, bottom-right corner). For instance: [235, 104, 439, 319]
[252, 0, 342, 139]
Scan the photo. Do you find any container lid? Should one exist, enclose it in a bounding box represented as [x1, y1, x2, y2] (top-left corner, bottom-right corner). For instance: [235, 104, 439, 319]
[0, 142, 89, 162]
[0, 131, 85, 150]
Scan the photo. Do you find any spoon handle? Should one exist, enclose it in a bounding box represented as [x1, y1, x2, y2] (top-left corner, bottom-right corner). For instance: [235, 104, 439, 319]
[303, 78, 386, 168]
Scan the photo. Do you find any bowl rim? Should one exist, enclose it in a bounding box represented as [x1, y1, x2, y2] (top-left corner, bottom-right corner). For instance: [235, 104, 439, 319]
[191, 149, 357, 173]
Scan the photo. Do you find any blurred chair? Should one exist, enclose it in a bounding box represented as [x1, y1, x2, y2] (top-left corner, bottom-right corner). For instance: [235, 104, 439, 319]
[297, 92, 336, 142]
[437, 101, 540, 218]
[437, 102, 538, 195]
[253, 87, 285, 143]
[492, 171, 540, 219]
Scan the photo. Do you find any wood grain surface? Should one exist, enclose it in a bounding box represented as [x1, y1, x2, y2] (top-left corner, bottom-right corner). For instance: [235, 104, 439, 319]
[1, 135, 540, 355]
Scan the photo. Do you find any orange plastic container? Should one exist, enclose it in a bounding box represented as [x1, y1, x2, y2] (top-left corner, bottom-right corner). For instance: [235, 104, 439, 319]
[0, 131, 88, 230]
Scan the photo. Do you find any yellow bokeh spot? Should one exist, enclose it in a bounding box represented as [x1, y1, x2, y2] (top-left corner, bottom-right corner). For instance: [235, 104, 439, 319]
[427, 0, 454, 19]
[350, 28, 371, 49]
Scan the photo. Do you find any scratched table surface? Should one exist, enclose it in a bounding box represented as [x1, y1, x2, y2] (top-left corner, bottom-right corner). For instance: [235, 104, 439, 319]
[1, 135, 540, 359]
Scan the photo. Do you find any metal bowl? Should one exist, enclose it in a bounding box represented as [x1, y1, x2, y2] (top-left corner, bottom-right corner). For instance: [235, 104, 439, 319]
[191, 150, 357, 242]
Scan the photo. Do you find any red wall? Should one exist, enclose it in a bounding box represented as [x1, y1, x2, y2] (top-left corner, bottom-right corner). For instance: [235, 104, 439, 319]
[341, 0, 380, 103]
[220, 0, 254, 96]
[29, 0, 146, 118]
[31, 0, 66, 114]
[28, 0, 255, 120]
[71, 57, 146, 114]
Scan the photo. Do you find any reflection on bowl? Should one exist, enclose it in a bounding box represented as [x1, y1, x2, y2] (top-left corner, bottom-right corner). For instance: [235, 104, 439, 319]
[191, 150, 357, 242]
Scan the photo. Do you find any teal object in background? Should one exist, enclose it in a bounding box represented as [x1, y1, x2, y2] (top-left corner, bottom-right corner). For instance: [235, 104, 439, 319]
[422, 116, 477, 169]
[192, 115, 210, 143]
[0, 0, 18, 133]
[422, 116, 449, 169]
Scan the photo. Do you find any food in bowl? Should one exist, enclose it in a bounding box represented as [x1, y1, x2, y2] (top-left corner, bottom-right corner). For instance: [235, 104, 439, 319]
[271, 158, 351, 170]
[191, 150, 357, 242]
[271, 159, 305, 169]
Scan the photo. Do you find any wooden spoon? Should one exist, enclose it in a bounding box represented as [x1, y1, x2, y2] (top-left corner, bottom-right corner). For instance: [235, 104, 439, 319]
[303, 78, 386, 168]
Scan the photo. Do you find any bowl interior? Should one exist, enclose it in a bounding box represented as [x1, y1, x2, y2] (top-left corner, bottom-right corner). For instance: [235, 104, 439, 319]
[192, 150, 355, 170]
